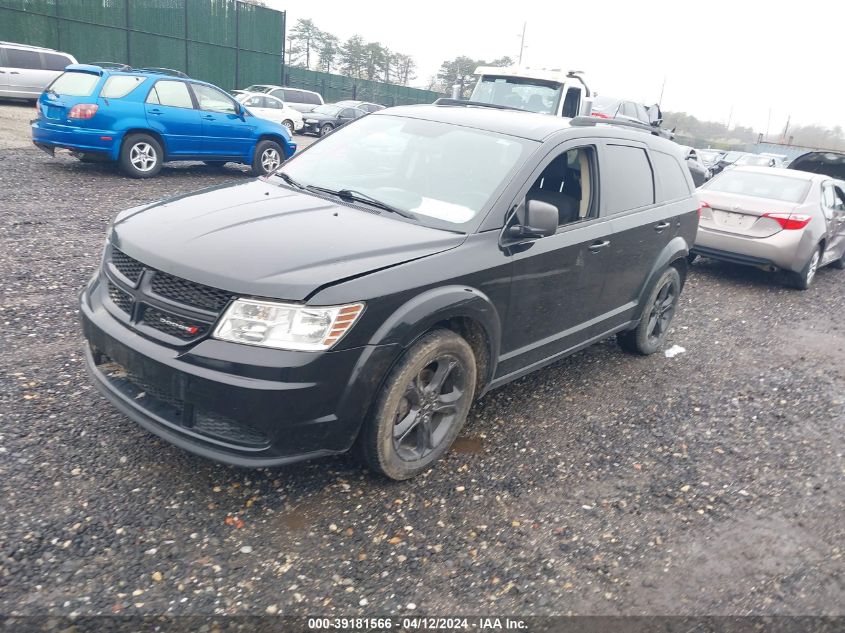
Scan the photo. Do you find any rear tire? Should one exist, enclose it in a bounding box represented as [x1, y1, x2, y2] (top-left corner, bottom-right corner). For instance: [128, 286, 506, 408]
[319, 123, 334, 137]
[618, 266, 682, 355]
[250, 140, 283, 176]
[787, 246, 821, 290]
[282, 120, 294, 134]
[687, 252, 698, 265]
[356, 330, 476, 481]
[119, 133, 163, 178]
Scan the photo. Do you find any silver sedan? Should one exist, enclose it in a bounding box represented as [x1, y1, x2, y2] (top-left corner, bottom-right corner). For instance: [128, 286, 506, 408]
[692, 166, 845, 289]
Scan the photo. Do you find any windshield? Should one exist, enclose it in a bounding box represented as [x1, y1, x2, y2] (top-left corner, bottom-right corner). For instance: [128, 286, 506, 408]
[277, 114, 536, 228]
[702, 170, 811, 203]
[736, 155, 772, 166]
[722, 151, 745, 163]
[697, 150, 722, 163]
[246, 85, 272, 93]
[311, 104, 342, 116]
[49, 71, 100, 96]
[470, 75, 562, 114]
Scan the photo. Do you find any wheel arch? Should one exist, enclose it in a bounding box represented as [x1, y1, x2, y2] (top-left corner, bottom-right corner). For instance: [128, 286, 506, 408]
[635, 236, 690, 318]
[114, 128, 166, 161]
[255, 133, 293, 158]
[367, 286, 502, 395]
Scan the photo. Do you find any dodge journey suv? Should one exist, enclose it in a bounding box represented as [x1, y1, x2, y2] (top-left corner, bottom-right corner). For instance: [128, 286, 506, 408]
[80, 104, 699, 480]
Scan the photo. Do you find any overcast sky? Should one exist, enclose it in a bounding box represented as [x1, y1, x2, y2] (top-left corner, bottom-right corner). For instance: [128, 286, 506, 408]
[264, 0, 844, 133]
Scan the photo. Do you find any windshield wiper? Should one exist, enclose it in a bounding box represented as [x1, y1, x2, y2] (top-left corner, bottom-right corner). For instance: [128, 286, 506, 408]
[305, 185, 417, 220]
[273, 171, 306, 189]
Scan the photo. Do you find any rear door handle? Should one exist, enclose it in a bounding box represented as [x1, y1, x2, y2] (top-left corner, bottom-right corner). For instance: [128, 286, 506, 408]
[148, 108, 163, 115]
[10, 71, 20, 75]
[202, 114, 216, 120]
[588, 240, 611, 252]
[654, 221, 671, 231]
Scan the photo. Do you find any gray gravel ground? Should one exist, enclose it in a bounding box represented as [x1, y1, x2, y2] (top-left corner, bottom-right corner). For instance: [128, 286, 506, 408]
[0, 105, 843, 617]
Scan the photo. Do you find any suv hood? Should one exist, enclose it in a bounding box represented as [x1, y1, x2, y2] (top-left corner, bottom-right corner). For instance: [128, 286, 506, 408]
[111, 179, 465, 301]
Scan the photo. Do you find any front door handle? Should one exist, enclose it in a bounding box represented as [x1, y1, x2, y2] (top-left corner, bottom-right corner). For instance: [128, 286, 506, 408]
[148, 108, 163, 115]
[202, 114, 216, 120]
[10, 71, 21, 75]
[654, 221, 671, 231]
[588, 240, 611, 252]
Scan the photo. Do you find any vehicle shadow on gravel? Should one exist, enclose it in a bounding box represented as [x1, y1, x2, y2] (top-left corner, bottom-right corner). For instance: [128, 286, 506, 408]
[689, 257, 838, 289]
[39, 154, 256, 180]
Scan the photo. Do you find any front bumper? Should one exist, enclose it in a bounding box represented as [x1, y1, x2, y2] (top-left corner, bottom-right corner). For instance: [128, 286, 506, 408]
[31, 119, 119, 157]
[693, 225, 812, 273]
[80, 276, 398, 467]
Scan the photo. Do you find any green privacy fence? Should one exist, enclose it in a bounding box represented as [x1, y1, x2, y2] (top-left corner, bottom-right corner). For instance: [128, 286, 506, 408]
[285, 67, 443, 107]
[0, 0, 442, 105]
[0, 0, 285, 90]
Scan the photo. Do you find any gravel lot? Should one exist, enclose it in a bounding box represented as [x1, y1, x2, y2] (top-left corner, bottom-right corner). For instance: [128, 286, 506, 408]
[1, 102, 843, 617]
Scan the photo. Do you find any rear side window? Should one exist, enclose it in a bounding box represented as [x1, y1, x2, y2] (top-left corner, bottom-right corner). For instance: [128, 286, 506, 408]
[101, 75, 146, 99]
[146, 80, 193, 108]
[303, 91, 322, 105]
[49, 71, 100, 97]
[652, 151, 691, 201]
[41, 52, 71, 71]
[6, 48, 42, 69]
[602, 144, 655, 214]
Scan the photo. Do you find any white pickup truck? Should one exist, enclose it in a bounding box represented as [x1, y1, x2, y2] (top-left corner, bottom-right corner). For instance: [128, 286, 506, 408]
[468, 66, 592, 117]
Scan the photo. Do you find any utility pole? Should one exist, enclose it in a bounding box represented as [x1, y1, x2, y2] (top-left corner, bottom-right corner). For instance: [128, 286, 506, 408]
[765, 107, 771, 142]
[518, 22, 527, 65]
[726, 106, 733, 131]
[658, 76, 667, 107]
[781, 115, 791, 144]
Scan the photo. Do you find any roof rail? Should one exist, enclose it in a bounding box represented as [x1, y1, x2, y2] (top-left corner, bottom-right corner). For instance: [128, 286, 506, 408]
[88, 62, 131, 70]
[433, 98, 526, 112]
[570, 115, 663, 136]
[134, 67, 189, 78]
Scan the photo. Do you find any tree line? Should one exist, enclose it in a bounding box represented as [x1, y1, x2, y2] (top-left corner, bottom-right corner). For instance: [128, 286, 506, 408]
[286, 19, 417, 86]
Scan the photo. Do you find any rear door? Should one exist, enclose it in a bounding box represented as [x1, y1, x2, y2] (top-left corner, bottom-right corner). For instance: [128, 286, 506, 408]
[192, 83, 255, 158]
[4, 47, 44, 97]
[597, 142, 680, 329]
[144, 79, 203, 157]
[499, 140, 612, 376]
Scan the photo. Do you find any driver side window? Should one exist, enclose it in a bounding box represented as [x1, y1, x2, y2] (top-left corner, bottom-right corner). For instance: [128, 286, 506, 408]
[526, 146, 596, 226]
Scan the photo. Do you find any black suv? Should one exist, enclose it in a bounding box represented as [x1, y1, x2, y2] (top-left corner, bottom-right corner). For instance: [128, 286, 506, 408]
[80, 104, 699, 480]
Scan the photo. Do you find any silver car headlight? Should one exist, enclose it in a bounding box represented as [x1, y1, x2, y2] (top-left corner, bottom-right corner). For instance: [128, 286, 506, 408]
[213, 298, 364, 351]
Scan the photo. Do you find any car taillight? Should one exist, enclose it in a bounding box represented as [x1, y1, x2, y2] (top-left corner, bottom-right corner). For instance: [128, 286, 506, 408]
[591, 112, 611, 119]
[68, 104, 99, 120]
[763, 212, 812, 230]
[35, 100, 41, 115]
[698, 201, 710, 218]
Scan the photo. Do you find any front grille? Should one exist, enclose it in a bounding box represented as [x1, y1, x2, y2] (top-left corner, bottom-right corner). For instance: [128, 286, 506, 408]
[142, 306, 210, 340]
[107, 281, 133, 315]
[111, 249, 144, 284]
[151, 271, 234, 313]
[104, 246, 233, 344]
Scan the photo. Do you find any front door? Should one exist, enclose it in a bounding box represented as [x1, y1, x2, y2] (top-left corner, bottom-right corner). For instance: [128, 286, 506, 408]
[822, 182, 845, 264]
[498, 142, 613, 378]
[144, 80, 204, 157]
[192, 83, 255, 158]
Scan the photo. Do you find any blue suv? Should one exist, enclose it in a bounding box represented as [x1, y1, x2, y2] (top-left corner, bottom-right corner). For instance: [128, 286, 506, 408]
[32, 65, 296, 178]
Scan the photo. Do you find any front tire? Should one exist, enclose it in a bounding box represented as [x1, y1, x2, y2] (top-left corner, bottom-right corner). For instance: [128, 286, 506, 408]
[251, 140, 283, 176]
[119, 133, 163, 178]
[787, 246, 821, 290]
[282, 119, 294, 134]
[830, 249, 845, 270]
[618, 266, 682, 355]
[356, 330, 477, 480]
[319, 123, 334, 137]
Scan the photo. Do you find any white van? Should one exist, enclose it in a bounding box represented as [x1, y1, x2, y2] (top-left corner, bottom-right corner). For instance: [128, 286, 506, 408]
[0, 42, 77, 100]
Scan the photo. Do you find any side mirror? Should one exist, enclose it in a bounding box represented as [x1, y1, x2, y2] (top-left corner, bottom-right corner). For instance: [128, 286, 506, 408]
[508, 199, 558, 240]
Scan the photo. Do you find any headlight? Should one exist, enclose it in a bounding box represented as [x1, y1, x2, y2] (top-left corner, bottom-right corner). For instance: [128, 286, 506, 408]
[213, 299, 364, 351]
[305, 119, 317, 124]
